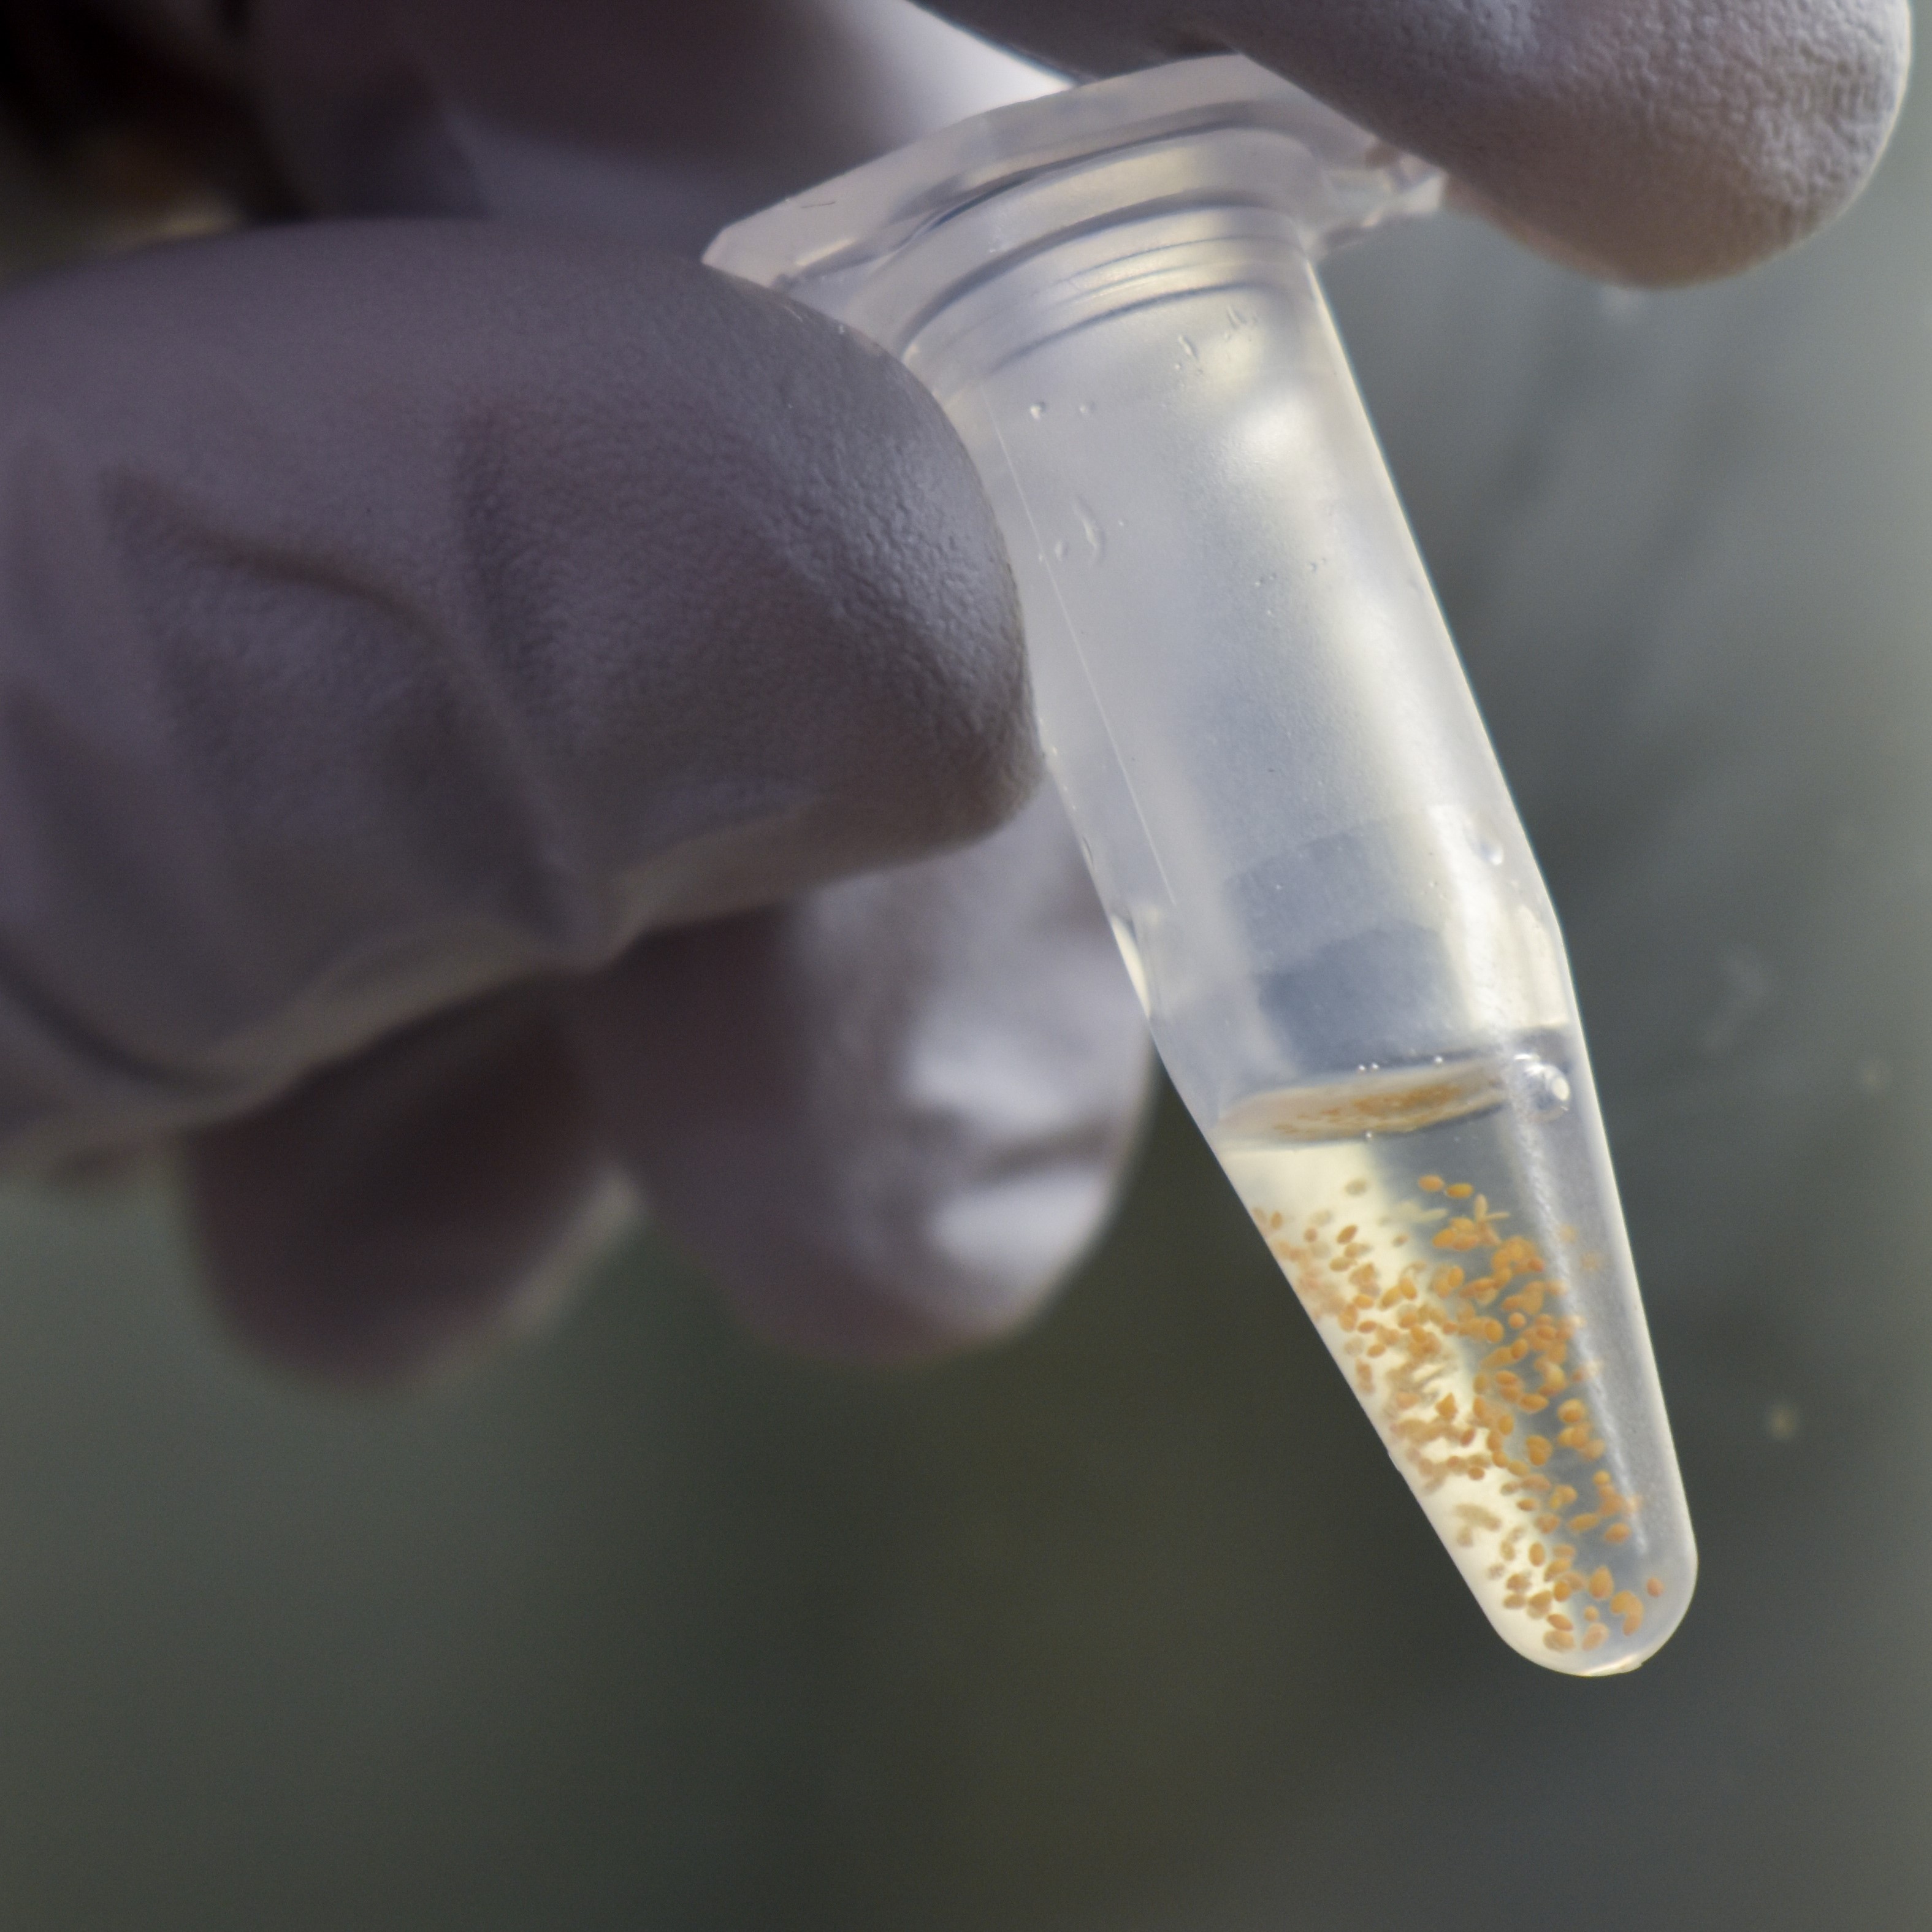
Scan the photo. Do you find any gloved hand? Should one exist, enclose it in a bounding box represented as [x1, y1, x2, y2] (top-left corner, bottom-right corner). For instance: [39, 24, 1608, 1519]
[1, 0, 1907, 1381]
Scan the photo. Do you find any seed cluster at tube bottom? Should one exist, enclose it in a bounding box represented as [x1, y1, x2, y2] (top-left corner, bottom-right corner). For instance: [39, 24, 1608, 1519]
[1247, 1164, 1667, 1660]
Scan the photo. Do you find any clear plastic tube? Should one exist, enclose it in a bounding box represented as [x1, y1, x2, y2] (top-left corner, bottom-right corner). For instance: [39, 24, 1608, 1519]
[707, 55, 1695, 1674]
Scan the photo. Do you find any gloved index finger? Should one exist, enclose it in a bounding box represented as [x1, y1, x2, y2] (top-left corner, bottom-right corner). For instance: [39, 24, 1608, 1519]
[0, 216, 1031, 1165]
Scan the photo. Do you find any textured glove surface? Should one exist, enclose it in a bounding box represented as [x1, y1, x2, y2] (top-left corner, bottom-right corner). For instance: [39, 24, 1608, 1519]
[7, 0, 1909, 1375]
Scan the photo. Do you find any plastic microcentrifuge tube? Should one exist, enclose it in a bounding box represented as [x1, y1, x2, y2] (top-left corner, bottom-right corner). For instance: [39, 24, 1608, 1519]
[707, 56, 1695, 1674]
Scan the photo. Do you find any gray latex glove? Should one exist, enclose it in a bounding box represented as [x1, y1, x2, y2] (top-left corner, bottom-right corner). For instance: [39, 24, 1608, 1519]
[3, 0, 1907, 1381]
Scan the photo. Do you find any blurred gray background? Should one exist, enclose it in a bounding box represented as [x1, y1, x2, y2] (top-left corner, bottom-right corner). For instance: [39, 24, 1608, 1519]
[3, 21, 1932, 1932]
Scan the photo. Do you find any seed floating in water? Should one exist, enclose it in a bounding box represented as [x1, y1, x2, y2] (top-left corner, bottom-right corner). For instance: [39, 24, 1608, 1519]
[1216, 1039, 1696, 1676]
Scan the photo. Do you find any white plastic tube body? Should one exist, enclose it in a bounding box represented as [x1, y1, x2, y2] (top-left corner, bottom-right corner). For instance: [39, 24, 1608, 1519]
[709, 58, 1694, 1673]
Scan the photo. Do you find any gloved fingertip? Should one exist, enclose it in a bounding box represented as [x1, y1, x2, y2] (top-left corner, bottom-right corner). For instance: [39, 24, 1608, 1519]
[694, 1142, 1142, 1366]
[932, 0, 1911, 283]
[194, 1167, 628, 1389]
[1384, 0, 1913, 285]
[183, 995, 612, 1387]
[563, 787, 1155, 1370]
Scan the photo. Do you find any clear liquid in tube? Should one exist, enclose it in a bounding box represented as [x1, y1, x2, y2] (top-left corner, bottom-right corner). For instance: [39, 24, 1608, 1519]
[1210, 1031, 1695, 1674]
